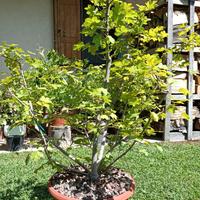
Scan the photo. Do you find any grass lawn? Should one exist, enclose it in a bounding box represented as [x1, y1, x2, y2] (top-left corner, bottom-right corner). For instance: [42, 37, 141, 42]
[1, 142, 200, 200]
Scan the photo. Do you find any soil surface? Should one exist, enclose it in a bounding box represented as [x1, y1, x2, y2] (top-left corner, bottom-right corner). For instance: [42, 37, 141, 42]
[50, 167, 133, 200]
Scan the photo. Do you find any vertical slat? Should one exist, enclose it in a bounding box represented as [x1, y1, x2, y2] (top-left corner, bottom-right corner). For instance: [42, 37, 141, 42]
[187, 0, 195, 140]
[164, 0, 174, 141]
[54, 0, 81, 58]
[53, 0, 56, 49]
[53, 0, 59, 51]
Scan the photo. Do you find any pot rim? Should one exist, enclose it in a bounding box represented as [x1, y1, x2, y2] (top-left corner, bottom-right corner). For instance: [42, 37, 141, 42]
[48, 172, 135, 200]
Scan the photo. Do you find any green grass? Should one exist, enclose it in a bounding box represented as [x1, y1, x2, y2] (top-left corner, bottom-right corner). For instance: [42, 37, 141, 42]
[1, 142, 200, 200]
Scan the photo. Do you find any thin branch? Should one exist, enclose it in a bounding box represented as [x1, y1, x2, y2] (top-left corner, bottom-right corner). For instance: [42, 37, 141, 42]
[1, 55, 22, 69]
[8, 89, 27, 107]
[105, 134, 127, 157]
[103, 140, 137, 173]
[8, 88, 48, 146]
[50, 141, 89, 172]
[103, 117, 152, 173]
[104, 0, 112, 84]
[73, 127, 92, 147]
[20, 69, 28, 87]
[20, 68, 35, 114]
[43, 146, 67, 169]
[43, 141, 87, 175]
[84, 128, 92, 146]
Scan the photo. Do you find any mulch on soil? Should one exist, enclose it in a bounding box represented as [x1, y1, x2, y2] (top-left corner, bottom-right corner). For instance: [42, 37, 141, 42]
[51, 167, 133, 200]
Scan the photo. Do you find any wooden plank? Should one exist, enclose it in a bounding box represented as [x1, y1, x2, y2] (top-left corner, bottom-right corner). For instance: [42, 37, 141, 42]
[169, 132, 186, 141]
[171, 94, 187, 100]
[187, 0, 195, 140]
[128, 0, 200, 8]
[171, 79, 195, 94]
[164, 0, 174, 141]
[54, 0, 81, 58]
[166, 0, 200, 7]
[192, 131, 200, 140]
[174, 45, 200, 52]
[54, 0, 59, 51]
[192, 94, 200, 100]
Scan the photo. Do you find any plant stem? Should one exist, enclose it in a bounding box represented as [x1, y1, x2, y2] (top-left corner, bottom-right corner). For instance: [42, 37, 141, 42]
[91, 123, 108, 181]
[90, 0, 113, 181]
[105, 0, 112, 84]
[50, 141, 89, 172]
[91, 137, 99, 181]
[103, 140, 137, 173]
[103, 118, 152, 173]
[43, 144, 67, 169]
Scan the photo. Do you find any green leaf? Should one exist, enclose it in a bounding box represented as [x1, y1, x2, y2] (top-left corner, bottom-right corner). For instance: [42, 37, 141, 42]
[167, 105, 176, 113]
[139, 149, 149, 156]
[151, 112, 159, 122]
[73, 42, 85, 51]
[100, 114, 110, 120]
[146, 128, 155, 136]
[93, 34, 102, 47]
[155, 144, 163, 153]
[107, 35, 115, 44]
[179, 88, 189, 95]
[83, 156, 91, 163]
[90, 88, 108, 96]
[73, 137, 90, 145]
[138, 0, 157, 12]
[25, 151, 44, 165]
[110, 113, 117, 120]
[181, 112, 190, 120]
[37, 96, 52, 109]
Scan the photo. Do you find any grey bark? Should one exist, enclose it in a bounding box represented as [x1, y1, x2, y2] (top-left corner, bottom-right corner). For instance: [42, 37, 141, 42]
[90, 0, 112, 181]
[91, 122, 108, 181]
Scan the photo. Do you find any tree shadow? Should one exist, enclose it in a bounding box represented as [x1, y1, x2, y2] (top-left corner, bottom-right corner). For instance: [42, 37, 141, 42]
[0, 180, 53, 200]
[31, 184, 53, 200]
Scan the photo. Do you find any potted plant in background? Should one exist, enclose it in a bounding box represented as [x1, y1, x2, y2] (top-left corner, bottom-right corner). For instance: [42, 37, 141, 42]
[0, 46, 75, 147]
[0, 96, 27, 151]
[4, 124, 26, 151]
[1, 0, 200, 199]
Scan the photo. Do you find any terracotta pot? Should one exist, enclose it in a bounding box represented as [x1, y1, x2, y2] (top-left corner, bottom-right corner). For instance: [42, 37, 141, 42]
[51, 118, 65, 127]
[48, 175, 135, 200]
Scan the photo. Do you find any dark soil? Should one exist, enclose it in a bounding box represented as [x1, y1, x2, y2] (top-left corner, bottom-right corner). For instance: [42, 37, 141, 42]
[50, 167, 133, 200]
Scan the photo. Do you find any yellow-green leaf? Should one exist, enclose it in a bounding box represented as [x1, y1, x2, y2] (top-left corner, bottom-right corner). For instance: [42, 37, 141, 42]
[179, 88, 189, 95]
[151, 112, 159, 122]
[181, 112, 190, 120]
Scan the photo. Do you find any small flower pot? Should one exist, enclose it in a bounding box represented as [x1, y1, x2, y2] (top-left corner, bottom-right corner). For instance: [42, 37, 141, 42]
[6, 135, 24, 151]
[4, 125, 26, 151]
[51, 118, 66, 127]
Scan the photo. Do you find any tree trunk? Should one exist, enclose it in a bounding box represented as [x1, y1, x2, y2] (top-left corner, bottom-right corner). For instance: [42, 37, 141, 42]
[90, 0, 112, 182]
[105, 0, 112, 84]
[90, 122, 108, 181]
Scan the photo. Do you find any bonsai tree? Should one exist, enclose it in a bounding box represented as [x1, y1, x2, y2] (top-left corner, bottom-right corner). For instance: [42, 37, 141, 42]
[1, 0, 200, 199]
[72, 0, 169, 181]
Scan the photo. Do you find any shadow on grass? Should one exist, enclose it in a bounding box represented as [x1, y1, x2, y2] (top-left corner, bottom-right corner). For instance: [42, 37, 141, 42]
[0, 180, 53, 200]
